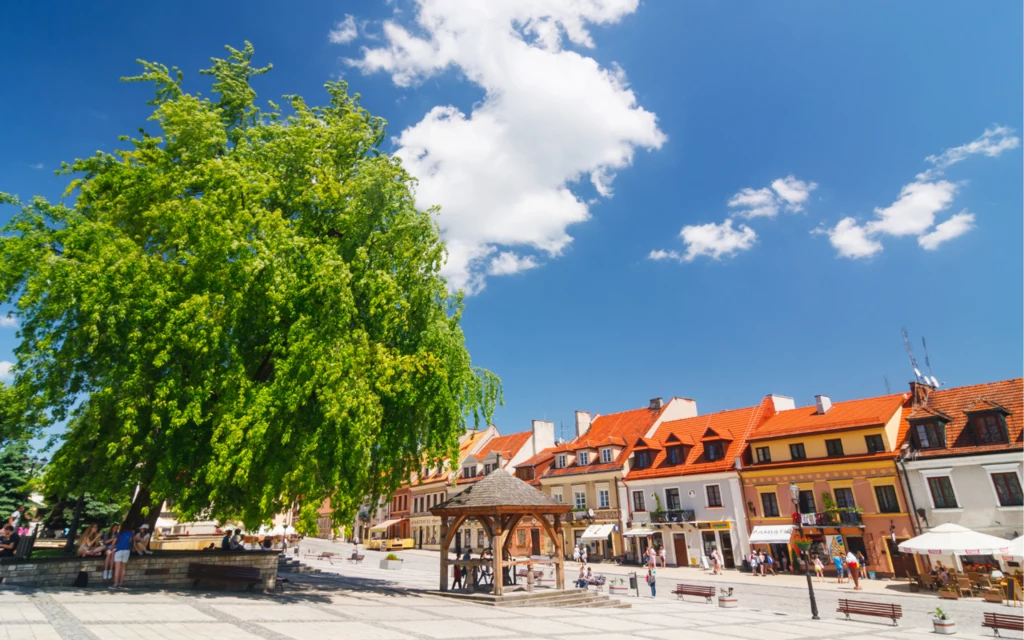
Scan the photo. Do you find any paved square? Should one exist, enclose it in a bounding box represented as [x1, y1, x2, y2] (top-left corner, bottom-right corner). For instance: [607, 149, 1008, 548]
[0, 604, 46, 622]
[0, 626, 61, 640]
[86, 623, 263, 640]
[261, 621, 415, 640]
[62, 603, 216, 622]
[207, 603, 341, 621]
[383, 619, 516, 638]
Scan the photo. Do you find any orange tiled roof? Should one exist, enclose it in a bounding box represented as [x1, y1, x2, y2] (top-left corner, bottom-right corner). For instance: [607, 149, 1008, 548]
[543, 405, 668, 478]
[899, 378, 1023, 458]
[416, 430, 492, 486]
[474, 431, 532, 462]
[518, 447, 557, 469]
[626, 398, 773, 481]
[749, 393, 908, 441]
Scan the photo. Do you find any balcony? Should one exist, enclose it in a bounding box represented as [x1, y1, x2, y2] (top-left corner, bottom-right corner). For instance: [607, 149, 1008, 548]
[650, 509, 696, 524]
[798, 510, 863, 527]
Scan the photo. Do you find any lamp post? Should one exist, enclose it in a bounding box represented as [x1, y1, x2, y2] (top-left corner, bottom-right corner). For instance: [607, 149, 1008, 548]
[790, 482, 819, 620]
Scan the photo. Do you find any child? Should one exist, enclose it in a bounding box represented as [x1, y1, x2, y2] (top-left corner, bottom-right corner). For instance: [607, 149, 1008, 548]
[813, 554, 824, 581]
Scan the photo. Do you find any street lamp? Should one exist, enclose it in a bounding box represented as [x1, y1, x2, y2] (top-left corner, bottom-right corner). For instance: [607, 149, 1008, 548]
[789, 482, 819, 620]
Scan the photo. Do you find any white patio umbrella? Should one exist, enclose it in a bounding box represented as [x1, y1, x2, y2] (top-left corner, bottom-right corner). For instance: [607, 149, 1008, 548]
[1003, 536, 1024, 559]
[898, 523, 1011, 556]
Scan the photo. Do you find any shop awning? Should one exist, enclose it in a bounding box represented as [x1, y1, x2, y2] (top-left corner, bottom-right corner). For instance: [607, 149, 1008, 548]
[581, 524, 615, 540]
[749, 525, 795, 544]
[369, 518, 405, 532]
[623, 527, 656, 538]
[898, 523, 1011, 556]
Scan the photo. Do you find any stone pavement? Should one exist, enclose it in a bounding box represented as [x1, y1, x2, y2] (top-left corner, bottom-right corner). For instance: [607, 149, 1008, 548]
[0, 542, 1018, 640]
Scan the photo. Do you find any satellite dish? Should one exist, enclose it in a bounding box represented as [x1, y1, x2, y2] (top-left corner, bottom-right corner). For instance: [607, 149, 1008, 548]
[588, 508, 595, 518]
[913, 367, 922, 378]
[930, 376, 940, 387]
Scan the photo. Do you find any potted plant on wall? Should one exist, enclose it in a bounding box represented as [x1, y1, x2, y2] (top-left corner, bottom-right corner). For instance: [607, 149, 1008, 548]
[379, 553, 403, 570]
[609, 577, 629, 596]
[932, 607, 955, 634]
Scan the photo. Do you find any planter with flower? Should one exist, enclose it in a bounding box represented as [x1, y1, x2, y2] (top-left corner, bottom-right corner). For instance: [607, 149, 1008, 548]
[609, 577, 629, 596]
[379, 553, 403, 570]
[791, 536, 814, 553]
[932, 607, 956, 634]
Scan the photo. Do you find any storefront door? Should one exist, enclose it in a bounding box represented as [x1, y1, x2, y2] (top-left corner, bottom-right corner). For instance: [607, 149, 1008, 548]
[530, 529, 541, 556]
[701, 531, 717, 561]
[886, 538, 918, 578]
[673, 534, 688, 567]
[720, 531, 735, 569]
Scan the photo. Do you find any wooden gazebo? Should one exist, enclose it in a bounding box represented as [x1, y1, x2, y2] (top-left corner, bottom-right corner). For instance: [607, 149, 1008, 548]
[430, 468, 571, 595]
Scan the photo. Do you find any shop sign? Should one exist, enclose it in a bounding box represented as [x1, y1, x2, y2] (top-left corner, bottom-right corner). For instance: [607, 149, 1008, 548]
[696, 521, 731, 530]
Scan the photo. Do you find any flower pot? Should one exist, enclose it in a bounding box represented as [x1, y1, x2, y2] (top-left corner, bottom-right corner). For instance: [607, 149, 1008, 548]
[933, 619, 956, 635]
[718, 595, 738, 608]
[609, 585, 629, 596]
[379, 559, 403, 570]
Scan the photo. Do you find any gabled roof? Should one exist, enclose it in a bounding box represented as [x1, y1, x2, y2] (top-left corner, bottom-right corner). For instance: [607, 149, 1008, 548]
[749, 393, 908, 441]
[700, 426, 733, 441]
[416, 429, 492, 486]
[430, 469, 569, 514]
[543, 404, 669, 478]
[907, 405, 955, 422]
[518, 447, 556, 469]
[626, 398, 775, 481]
[631, 437, 663, 451]
[899, 378, 1023, 458]
[473, 431, 532, 462]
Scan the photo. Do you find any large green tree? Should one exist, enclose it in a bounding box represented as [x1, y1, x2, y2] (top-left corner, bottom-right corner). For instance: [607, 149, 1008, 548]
[0, 441, 31, 518]
[0, 43, 500, 531]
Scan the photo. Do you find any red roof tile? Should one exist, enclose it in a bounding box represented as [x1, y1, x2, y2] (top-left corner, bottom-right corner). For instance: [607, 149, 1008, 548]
[474, 431, 532, 462]
[899, 378, 1023, 457]
[749, 393, 908, 441]
[626, 398, 775, 481]
[543, 405, 668, 478]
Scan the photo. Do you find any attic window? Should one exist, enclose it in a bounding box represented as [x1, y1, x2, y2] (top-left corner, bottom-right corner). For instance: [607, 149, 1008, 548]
[555, 454, 567, 469]
[911, 421, 945, 450]
[667, 446, 684, 465]
[972, 413, 1008, 445]
[578, 451, 589, 466]
[705, 442, 723, 462]
[634, 450, 651, 469]
[601, 448, 613, 463]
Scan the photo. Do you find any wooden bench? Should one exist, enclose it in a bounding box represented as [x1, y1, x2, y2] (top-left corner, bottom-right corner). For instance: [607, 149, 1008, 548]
[587, 575, 607, 591]
[836, 598, 902, 626]
[982, 612, 1024, 637]
[672, 583, 715, 603]
[347, 553, 365, 564]
[187, 563, 262, 591]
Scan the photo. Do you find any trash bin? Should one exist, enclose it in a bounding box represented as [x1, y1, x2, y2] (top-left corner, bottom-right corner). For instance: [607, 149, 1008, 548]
[628, 572, 639, 596]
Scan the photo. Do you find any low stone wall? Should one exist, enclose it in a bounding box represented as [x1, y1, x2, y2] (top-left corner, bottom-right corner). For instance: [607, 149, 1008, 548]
[0, 550, 279, 591]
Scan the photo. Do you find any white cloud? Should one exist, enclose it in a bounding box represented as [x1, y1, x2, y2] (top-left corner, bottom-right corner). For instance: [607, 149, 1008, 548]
[728, 187, 778, 219]
[823, 217, 884, 259]
[919, 125, 1020, 180]
[0, 361, 12, 384]
[29, 163, 43, 170]
[350, 0, 663, 293]
[647, 249, 682, 262]
[918, 211, 975, 251]
[727, 175, 817, 218]
[328, 15, 358, 44]
[487, 251, 539, 275]
[771, 175, 818, 212]
[866, 180, 957, 237]
[678, 220, 756, 261]
[0, 316, 17, 328]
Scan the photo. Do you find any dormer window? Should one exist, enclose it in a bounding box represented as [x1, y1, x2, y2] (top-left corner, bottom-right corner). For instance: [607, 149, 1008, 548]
[483, 463, 493, 475]
[972, 413, 1008, 445]
[634, 451, 651, 469]
[462, 466, 476, 479]
[667, 446, 683, 465]
[705, 442, 723, 462]
[578, 452, 589, 466]
[601, 448, 613, 463]
[911, 421, 945, 449]
[555, 454, 567, 469]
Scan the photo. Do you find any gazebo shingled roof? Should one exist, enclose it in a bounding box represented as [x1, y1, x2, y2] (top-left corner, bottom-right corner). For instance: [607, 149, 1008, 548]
[430, 468, 567, 514]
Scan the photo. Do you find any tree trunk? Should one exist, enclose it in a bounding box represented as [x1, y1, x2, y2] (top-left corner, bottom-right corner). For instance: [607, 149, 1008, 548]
[121, 485, 159, 531]
[62, 494, 85, 555]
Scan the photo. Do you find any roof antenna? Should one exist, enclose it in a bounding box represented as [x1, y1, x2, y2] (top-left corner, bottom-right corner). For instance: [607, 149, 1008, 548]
[884, 375, 891, 394]
[921, 337, 940, 388]
[902, 328, 926, 384]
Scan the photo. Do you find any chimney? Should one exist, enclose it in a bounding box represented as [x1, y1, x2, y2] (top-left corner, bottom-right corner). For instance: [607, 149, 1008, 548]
[768, 394, 796, 412]
[531, 419, 555, 455]
[909, 381, 933, 407]
[574, 411, 592, 439]
[815, 395, 832, 414]
[649, 397, 664, 411]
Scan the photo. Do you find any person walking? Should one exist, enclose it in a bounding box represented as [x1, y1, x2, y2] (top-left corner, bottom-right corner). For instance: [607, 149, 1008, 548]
[856, 551, 868, 580]
[846, 550, 862, 590]
[757, 550, 766, 576]
[749, 551, 759, 576]
[711, 547, 721, 575]
[452, 561, 463, 589]
[659, 545, 666, 568]
[573, 544, 581, 565]
[833, 553, 845, 584]
[580, 544, 588, 565]
[647, 566, 657, 598]
[764, 552, 776, 576]
[813, 554, 824, 582]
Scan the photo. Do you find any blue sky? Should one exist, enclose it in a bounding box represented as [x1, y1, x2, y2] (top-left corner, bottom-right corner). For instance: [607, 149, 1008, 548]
[1, 1, 1021, 445]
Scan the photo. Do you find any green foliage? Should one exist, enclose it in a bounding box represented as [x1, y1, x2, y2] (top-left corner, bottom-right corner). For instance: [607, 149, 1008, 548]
[0, 442, 31, 517]
[41, 492, 127, 531]
[385, 553, 400, 561]
[0, 43, 501, 531]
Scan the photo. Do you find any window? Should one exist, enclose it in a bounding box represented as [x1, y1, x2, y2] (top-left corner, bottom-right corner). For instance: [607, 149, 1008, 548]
[798, 490, 816, 514]
[761, 492, 780, 517]
[632, 490, 646, 512]
[705, 442, 722, 461]
[666, 488, 681, 510]
[461, 466, 475, 479]
[911, 421, 945, 449]
[601, 448, 613, 463]
[790, 443, 807, 460]
[551, 488, 563, 503]
[598, 488, 610, 509]
[991, 473, 1023, 507]
[483, 463, 493, 475]
[756, 447, 771, 463]
[556, 454, 567, 469]
[574, 489, 587, 510]
[973, 414, 1008, 445]
[706, 484, 723, 508]
[865, 434, 884, 454]
[634, 451, 650, 469]
[517, 529, 526, 546]
[834, 487, 856, 509]
[577, 452, 589, 466]
[477, 529, 484, 547]
[825, 439, 844, 457]
[464, 530, 472, 547]
[667, 446, 682, 465]
[928, 476, 958, 509]
[874, 485, 900, 513]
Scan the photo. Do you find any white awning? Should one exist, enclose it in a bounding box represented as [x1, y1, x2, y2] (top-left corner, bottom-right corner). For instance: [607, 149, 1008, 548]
[898, 523, 1011, 555]
[623, 527, 655, 538]
[749, 525, 795, 544]
[370, 518, 405, 532]
[581, 524, 615, 540]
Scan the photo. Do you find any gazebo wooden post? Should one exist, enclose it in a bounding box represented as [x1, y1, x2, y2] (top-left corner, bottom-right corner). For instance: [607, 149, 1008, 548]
[554, 514, 565, 590]
[492, 514, 505, 596]
[439, 516, 449, 592]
